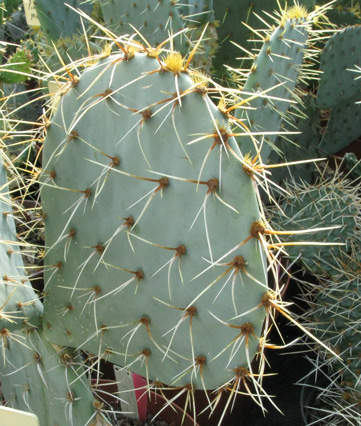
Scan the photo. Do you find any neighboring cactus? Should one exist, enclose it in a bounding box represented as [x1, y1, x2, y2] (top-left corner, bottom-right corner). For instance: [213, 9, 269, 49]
[0, 46, 32, 84]
[345, 152, 361, 179]
[268, 95, 320, 185]
[99, 0, 188, 53]
[181, 0, 214, 22]
[34, 0, 94, 43]
[235, 6, 311, 162]
[0, 152, 42, 331]
[212, 0, 316, 80]
[98, 0, 217, 73]
[270, 164, 360, 277]
[316, 26, 361, 155]
[319, 91, 361, 155]
[323, 0, 361, 27]
[40, 48, 268, 393]
[0, 325, 109, 426]
[299, 246, 361, 424]
[316, 26, 361, 109]
[305, 377, 361, 425]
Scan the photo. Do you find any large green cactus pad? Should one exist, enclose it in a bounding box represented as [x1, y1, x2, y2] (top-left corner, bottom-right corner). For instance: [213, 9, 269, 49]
[41, 50, 268, 390]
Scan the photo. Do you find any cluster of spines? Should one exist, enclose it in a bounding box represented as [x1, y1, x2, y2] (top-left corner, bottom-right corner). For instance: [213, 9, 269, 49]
[298, 248, 361, 424]
[270, 162, 361, 277]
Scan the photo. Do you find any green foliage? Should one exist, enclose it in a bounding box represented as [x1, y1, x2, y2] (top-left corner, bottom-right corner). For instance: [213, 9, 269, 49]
[0, 0, 22, 22]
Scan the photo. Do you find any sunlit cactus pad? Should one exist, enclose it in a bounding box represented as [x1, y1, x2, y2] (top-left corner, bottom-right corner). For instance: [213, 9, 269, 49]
[41, 49, 268, 390]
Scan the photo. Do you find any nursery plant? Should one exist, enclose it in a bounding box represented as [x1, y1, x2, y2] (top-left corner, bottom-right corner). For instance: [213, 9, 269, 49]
[1, 1, 360, 425]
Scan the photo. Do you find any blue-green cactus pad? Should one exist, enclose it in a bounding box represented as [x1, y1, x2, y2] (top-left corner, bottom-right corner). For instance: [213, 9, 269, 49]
[41, 51, 268, 390]
[99, 0, 187, 53]
[0, 327, 97, 426]
[318, 92, 361, 156]
[317, 26, 361, 109]
[35, 0, 93, 42]
[235, 15, 309, 161]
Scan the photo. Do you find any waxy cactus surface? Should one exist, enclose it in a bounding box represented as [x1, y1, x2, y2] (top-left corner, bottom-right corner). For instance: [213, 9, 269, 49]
[41, 49, 268, 390]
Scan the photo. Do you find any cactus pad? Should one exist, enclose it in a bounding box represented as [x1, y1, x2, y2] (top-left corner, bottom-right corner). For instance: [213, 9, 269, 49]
[41, 49, 268, 391]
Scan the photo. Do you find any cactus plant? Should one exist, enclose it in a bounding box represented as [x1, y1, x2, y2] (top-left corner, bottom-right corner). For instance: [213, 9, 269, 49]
[0, 151, 42, 331]
[212, 0, 316, 80]
[1, 1, 360, 425]
[99, 0, 188, 54]
[40, 47, 268, 394]
[270, 163, 360, 277]
[299, 246, 361, 424]
[0, 46, 32, 84]
[235, 5, 311, 162]
[0, 325, 112, 426]
[34, 0, 94, 43]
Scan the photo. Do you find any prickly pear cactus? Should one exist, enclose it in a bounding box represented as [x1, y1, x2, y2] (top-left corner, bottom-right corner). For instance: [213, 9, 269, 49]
[316, 26, 361, 155]
[34, 0, 94, 42]
[310, 252, 361, 389]
[316, 26, 361, 109]
[0, 326, 102, 426]
[40, 47, 268, 391]
[99, 0, 188, 54]
[235, 6, 310, 161]
[212, 0, 315, 80]
[0, 153, 42, 331]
